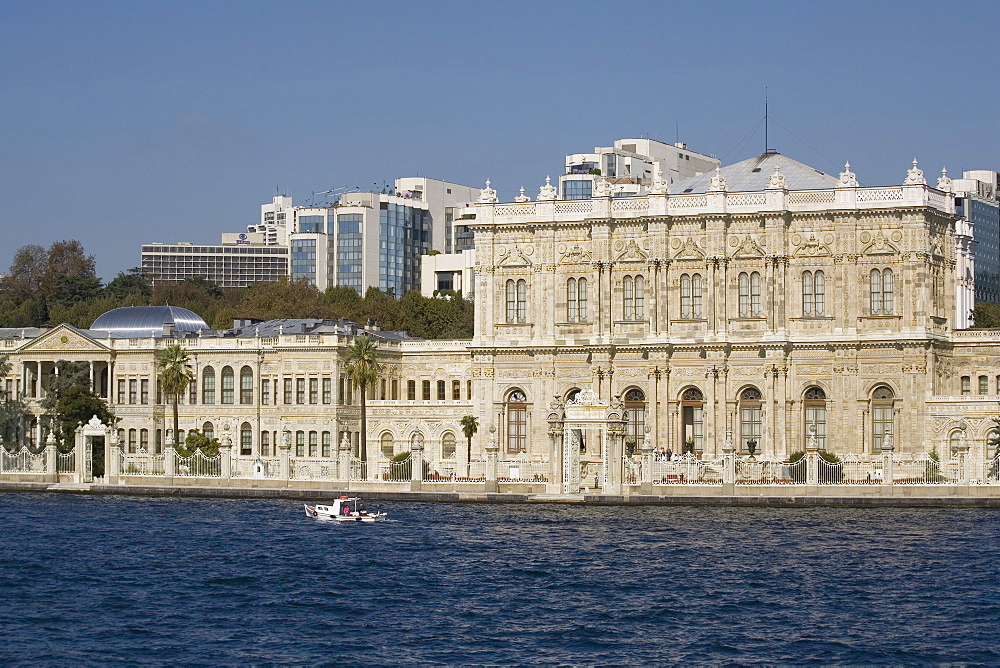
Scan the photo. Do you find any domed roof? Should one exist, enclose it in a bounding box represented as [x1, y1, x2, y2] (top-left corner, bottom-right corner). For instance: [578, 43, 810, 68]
[90, 306, 209, 337]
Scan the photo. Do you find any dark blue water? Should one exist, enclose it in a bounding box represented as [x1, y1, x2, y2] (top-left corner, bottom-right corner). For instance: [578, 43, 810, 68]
[1, 494, 998, 665]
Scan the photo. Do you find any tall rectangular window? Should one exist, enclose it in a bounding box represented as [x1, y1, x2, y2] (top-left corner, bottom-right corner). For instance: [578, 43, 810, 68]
[309, 378, 318, 404]
[322, 378, 332, 404]
[261, 379, 270, 406]
[453, 380, 461, 401]
[284, 378, 293, 404]
[296, 378, 306, 404]
[140, 379, 149, 404]
[407, 380, 416, 401]
[189, 379, 197, 405]
[437, 380, 446, 401]
[392, 379, 399, 400]
[308, 431, 318, 457]
[322, 431, 332, 458]
[129, 379, 137, 404]
[422, 380, 431, 401]
[979, 375, 989, 395]
[296, 431, 305, 457]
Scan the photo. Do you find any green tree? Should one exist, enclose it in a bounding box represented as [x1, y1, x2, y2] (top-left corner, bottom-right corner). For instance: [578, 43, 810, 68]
[39, 361, 92, 447]
[460, 414, 479, 477]
[343, 335, 380, 463]
[0, 354, 29, 450]
[52, 386, 114, 453]
[42, 240, 97, 293]
[155, 344, 195, 448]
[47, 275, 104, 310]
[104, 269, 152, 302]
[5, 244, 48, 299]
[178, 429, 220, 457]
[326, 285, 364, 322]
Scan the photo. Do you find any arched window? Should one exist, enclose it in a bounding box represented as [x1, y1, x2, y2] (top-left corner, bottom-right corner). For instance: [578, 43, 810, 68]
[240, 422, 252, 455]
[202, 421, 214, 441]
[681, 274, 703, 319]
[442, 432, 457, 459]
[566, 388, 582, 403]
[516, 279, 527, 322]
[567, 278, 578, 322]
[681, 387, 704, 453]
[623, 388, 646, 455]
[506, 280, 517, 323]
[739, 387, 763, 453]
[506, 389, 527, 454]
[240, 366, 253, 404]
[635, 276, 644, 319]
[322, 431, 332, 457]
[870, 269, 895, 315]
[803, 270, 827, 316]
[295, 431, 305, 457]
[986, 430, 999, 461]
[804, 387, 826, 450]
[872, 386, 895, 451]
[624, 276, 634, 319]
[949, 430, 964, 458]
[380, 432, 394, 458]
[139, 429, 149, 453]
[578, 278, 588, 322]
[308, 431, 318, 457]
[221, 366, 234, 404]
[128, 429, 137, 453]
[506, 279, 527, 323]
[740, 272, 761, 317]
[202, 367, 215, 405]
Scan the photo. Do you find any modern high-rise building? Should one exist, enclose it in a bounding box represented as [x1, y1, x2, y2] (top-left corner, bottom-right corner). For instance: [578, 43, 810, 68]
[953, 170, 1000, 303]
[141, 234, 289, 288]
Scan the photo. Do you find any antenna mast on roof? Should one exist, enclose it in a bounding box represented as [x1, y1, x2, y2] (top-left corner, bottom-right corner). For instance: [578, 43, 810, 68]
[765, 87, 769, 154]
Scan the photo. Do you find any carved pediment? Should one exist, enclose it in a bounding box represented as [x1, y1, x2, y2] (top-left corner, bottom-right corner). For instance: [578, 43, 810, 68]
[498, 245, 533, 268]
[862, 230, 899, 256]
[559, 244, 592, 265]
[17, 324, 111, 355]
[793, 233, 832, 258]
[672, 238, 706, 260]
[615, 238, 648, 263]
[731, 235, 766, 259]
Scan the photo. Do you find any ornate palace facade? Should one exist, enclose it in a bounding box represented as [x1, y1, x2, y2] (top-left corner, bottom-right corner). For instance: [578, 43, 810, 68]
[2, 153, 999, 482]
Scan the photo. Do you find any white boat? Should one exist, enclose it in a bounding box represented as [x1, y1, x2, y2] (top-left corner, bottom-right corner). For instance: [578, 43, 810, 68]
[304, 497, 386, 522]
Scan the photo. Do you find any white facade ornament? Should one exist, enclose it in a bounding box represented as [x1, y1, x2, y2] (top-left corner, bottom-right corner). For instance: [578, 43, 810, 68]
[593, 176, 612, 197]
[514, 186, 530, 203]
[537, 175, 557, 201]
[648, 165, 670, 195]
[766, 165, 787, 190]
[708, 165, 727, 192]
[838, 161, 858, 188]
[937, 167, 953, 193]
[477, 179, 498, 204]
[904, 158, 926, 185]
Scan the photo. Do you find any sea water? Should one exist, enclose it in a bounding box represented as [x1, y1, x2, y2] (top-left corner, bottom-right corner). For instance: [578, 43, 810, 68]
[1, 493, 998, 665]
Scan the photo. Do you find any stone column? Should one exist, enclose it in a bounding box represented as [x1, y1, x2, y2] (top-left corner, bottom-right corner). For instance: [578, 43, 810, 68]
[722, 430, 736, 489]
[163, 434, 175, 483]
[880, 432, 894, 491]
[106, 432, 121, 485]
[220, 438, 233, 482]
[279, 429, 292, 484]
[484, 426, 499, 493]
[45, 431, 57, 482]
[338, 432, 352, 482]
[639, 440, 654, 495]
[547, 400, 565, 495]
[955, 432, 970, 486]
[805, 428, 819, 486]
[410, 433, 424, 492]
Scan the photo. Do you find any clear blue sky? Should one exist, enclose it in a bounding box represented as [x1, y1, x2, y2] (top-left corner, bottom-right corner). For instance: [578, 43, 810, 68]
[3, 0, 998, 280]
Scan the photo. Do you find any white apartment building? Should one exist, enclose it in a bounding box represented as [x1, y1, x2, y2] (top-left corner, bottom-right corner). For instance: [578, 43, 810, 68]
[141, 234, 289, 288]
[560, 137, 720, 200]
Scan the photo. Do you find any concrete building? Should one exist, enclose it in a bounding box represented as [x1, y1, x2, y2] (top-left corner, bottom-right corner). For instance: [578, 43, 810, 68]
[141, 236, 289, 288]
[952, 170, 1000, 303]
[560, 137, 720, 200]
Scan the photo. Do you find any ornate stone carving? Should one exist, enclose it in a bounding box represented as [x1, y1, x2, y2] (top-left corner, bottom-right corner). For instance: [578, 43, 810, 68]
[708, 166, 727, 192]
[477, 179, 498, 203]
[537, 176, 557, 201]
[593, 176, 612, 198]
[937, 167, 953, 193]
[838, 162, 858, 188]
[766, 165, 787, 190]
[903, 158, 926, 185]
[514, 187, 530, 203]
[649, 165, 670, 195]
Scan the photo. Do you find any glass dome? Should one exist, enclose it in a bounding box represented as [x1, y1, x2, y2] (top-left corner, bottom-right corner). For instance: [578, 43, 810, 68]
[90, 306, 209, 337]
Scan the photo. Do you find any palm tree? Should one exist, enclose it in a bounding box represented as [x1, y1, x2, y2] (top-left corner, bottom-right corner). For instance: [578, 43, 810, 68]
[155, 344, 195, 450]
[460, 414, 478, 477]
[343, 335, 380, 463]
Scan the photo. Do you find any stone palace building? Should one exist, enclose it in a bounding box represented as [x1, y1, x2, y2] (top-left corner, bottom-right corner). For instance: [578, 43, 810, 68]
[3, 152, 999, 487]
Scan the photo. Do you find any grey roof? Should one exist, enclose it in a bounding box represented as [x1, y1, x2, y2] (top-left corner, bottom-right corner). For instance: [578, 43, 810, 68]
[225, 318, 420, 341]
[0, 327, 44, 341]
[90, 306, 209, 338]
[670, 152, 841, 194]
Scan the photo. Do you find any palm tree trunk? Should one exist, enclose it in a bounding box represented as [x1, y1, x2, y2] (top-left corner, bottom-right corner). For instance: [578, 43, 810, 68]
[172, 395, 179, 450]
[360, 382, 367, 463]
[467, 436, 472, 477]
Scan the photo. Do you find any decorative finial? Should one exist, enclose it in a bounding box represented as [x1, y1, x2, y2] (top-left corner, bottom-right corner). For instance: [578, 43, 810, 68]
[537, 175, 557, 201]
[477, 178, 498, 203]
[593, 175, 612, 197]
[514, 186, 530, 203]
[766, 164, 786, 190]
[648, 164, 670, 195]
[708, 165, 727, 192]
[838, 161, 858, 188]
[937, 167, 953, 193]
[904, 158, 926, 185]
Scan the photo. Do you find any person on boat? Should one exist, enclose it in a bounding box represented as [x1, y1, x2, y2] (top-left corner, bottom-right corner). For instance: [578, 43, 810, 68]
[342, 505, 351, 515]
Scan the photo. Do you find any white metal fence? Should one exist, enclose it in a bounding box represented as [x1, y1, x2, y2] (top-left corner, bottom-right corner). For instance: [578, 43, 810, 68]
[231, 457, 281, 480]
[57, 450, 76, 474]
[175, 450, 221, 477]
[0, 447, 46, 473]
[120, 450, 165, 476]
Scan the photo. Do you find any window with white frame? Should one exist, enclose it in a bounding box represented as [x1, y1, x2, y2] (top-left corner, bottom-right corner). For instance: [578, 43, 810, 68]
[803, 270, 826, 316]
[870, 268, 894, 315]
